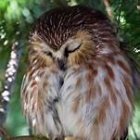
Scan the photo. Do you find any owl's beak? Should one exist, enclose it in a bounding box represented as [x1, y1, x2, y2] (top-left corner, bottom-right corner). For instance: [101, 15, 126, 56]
[56, 58, 66, 70]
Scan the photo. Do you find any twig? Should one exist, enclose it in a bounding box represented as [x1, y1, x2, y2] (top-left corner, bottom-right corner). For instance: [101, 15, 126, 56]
[6, 136, 48, 140]
[103, 0, 114, 21]
[0, 126, 10, 138]
[6, 136, 77, 140]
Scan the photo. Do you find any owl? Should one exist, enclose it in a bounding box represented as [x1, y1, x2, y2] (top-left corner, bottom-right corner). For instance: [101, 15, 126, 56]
[21, 5, 134, 140]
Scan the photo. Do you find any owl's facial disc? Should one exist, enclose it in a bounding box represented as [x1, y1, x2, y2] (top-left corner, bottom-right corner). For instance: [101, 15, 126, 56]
[38, 30, 92, 69]
[54, 38, 81, 70]
[43, 48, 66, 70]
[43, 39, 81, 70]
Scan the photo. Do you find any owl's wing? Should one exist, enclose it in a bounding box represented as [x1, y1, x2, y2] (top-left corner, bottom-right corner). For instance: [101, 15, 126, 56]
[120, 41, 140, 91]
[21, 67, 64, 138]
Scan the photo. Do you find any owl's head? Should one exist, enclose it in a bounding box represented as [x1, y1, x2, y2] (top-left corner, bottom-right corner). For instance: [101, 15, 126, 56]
[29, 5, 118, 70]
[30, 30, 95, 70]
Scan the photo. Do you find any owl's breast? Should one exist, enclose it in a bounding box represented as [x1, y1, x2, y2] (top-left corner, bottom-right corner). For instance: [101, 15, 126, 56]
[57, 56, 133, 139]
[60, 66, 88, 101]
[58, 65, 92, 136]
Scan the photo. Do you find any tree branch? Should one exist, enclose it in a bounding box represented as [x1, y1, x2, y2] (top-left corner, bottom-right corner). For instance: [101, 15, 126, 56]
[0, 42, 21, 139]
[103, 0, 114, 21]
[6, 136, 48, 140]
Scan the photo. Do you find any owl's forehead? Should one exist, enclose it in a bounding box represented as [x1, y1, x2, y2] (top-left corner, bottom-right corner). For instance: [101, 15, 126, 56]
[32, 6, 108, 50]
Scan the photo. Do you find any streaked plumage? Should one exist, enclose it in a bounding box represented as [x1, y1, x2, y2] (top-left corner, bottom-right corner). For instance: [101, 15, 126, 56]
[21, 5, 133, 140]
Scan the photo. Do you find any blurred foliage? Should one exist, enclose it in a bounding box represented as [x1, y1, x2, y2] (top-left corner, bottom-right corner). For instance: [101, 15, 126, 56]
[0, 0, 140, 139]
[111, 0, 140, 71]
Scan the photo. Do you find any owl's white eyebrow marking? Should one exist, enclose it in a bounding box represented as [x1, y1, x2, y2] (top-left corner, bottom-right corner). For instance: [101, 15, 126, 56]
[54, 51, 63, 59]
[35, 76, 40, 82]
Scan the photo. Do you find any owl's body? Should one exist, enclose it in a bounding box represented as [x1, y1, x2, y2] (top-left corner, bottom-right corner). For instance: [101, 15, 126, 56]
[21, 6, 133, 140]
